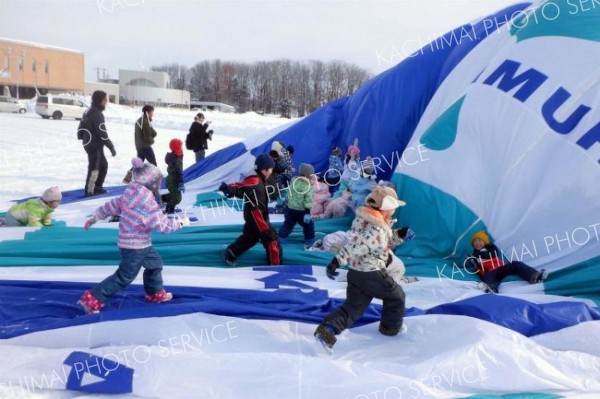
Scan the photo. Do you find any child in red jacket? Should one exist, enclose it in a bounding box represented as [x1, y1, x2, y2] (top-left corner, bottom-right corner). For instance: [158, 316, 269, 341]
[466, 230, 547, 293]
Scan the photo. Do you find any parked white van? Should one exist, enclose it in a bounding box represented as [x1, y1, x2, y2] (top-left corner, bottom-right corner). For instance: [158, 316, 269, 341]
[0, 96, 27, 114]
[35, 95, 87, 120]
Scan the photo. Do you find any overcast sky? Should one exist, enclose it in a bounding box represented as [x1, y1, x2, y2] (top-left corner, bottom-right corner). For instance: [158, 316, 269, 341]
[0, 0, 520, 81]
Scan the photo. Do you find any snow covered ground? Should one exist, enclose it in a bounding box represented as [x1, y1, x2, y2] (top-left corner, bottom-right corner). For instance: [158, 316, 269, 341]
[0, 102, 293, 211]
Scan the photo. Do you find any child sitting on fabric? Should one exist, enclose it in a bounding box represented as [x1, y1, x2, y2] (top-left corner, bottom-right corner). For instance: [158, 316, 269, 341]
[164, 139, 185, 214]
[315, 188, 352, 219]
[3, 186, 62, 227]
[79, 158, 189, 314]
[347, 157, 378, 211]
[324, 146, 344, 193]
[278, 163, 316, 248]
[310, 175, 331, 219]
[466, 230, 548, 293]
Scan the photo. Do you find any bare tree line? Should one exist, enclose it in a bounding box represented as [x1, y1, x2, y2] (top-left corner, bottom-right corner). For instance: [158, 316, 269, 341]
[151, 60, 371, 117]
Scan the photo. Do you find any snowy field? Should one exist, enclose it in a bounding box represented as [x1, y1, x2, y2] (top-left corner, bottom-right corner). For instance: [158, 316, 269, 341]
[0, 102, 293, 211]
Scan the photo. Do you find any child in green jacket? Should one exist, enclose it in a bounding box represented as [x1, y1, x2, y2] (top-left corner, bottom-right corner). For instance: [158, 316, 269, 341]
[4, 187, 62, 227]
[278, 163, 315, 248]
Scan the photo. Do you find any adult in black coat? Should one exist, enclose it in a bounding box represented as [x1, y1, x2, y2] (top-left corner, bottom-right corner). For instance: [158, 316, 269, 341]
[185, 113, 213, 162]
[78, 90, 116, 197]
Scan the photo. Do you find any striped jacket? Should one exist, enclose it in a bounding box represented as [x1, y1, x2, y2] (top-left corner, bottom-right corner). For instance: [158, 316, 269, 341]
[93, 183, 182, 249]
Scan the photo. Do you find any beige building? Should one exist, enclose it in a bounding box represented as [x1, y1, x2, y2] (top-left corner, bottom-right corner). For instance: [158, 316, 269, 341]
[0, 38, 84, 99]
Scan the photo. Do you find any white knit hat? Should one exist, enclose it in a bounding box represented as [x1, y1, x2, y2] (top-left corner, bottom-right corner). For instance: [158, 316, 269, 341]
[42, 186, 62, 202]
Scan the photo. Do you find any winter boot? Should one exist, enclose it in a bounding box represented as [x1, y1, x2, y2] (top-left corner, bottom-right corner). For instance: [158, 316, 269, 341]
[144, 289, 173, 303]
[530, 269, 548, 284]
[477, 281, 498, 293]
[314, 324, 337, 353]
[165, 205, 175, 214]
[78, 290, 104, 314]
[222, 247, 237, 267]
[379, 323, 408, 337]
[401, 276, 419, 284]
[304, 238, 316, 250]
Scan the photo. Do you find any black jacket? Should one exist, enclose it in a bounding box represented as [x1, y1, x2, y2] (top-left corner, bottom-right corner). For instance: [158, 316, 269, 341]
[165, 152, 183, 184]
[228, 174, 278, 231]
[79, 105, 115, 154]
[186, 122, 211, 151]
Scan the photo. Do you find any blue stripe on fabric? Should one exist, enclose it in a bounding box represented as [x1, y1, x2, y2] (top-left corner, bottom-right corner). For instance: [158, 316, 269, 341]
[1, 270, 597, 339]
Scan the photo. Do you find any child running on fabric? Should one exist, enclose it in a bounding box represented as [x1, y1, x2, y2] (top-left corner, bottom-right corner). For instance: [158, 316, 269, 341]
[466, 230, 548, 293]
[219, 154, 282, 266]
[164, 138, 185, 214]
[314, 185, 408, 352]
[2, 187, 62, 227]
[278, 163, 316, 248]
[78, 158, 189, 314]
[308, 226, 416, 284]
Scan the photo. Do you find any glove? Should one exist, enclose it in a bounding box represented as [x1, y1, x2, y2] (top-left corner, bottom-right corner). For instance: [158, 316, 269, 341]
[397, 227, 415, 241]
[326, 257, 340, 280]
[218, 181, 232, 198]
[84, 216, 97, 230]
[110, 147, 117, 157]
[178, 183, 185, 193]
[178, 216, 190, 227]
[404, 228, 415, 241]
[303, 213, 312, 224]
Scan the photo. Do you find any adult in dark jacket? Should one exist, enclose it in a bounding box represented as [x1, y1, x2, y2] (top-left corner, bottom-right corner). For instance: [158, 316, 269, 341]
[186, 113, 212, 162]
[135, 105, 158, 166]
[79, 90, 116, 197]
[219, 154, 282, 266]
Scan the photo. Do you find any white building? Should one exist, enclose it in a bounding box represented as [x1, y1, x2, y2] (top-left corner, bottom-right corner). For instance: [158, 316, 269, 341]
[189, 100, 235, 113]
[84, 69, 190, 108]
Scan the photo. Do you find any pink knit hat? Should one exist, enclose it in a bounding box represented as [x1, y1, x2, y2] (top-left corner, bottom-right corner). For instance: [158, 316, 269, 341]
[347, 138, 360, 158]
[131, 158, 163, 192]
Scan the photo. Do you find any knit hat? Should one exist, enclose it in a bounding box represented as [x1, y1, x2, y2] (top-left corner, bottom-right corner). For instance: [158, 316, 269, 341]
[169, 139, 183, 157]
[255, 153, 275, 171]
[298, 163, 315, 178]
[347, 138, 360, 159]
[365, 186, 406, 211]
[271, 141, 285, 156]
[471, 230, 490, 246]
[362, 156, 375, 176]
[42, 186, 62, 202]
[131, 157, 163, 192]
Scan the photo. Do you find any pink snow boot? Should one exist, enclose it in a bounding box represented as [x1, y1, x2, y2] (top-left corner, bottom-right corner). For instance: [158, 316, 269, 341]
[144, 289, 173, 303]
[78, 290, 104, 314]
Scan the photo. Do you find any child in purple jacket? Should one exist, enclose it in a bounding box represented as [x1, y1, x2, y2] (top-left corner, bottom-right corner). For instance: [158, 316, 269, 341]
[79, 158, 189, 314]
